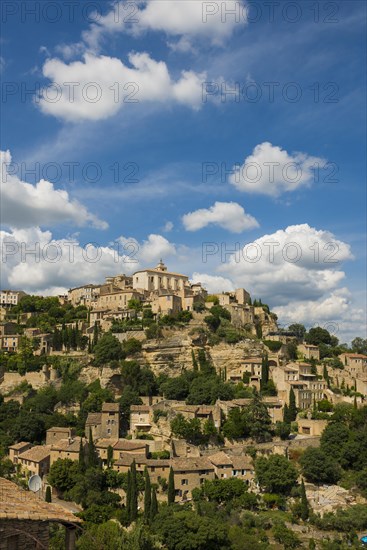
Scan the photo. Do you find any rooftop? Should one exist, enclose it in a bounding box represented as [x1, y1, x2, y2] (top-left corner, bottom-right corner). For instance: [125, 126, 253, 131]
[18, 445, 51, 463]
[8, 441, 31, 451]
[113, 439, 147, 451]
[0, 477, 82, 523]
[85, 412, 102, 426]
[102, 402, 120, 412]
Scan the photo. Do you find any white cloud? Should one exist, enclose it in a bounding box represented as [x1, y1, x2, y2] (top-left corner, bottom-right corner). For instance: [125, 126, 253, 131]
[39, 53, 207, 121]
[163, 221, 174, 232]
[182, 201, 259, 233]
[229, 142, 325, 196]
[274, 288, 366, 342]
[0, 150, 107, 230]
[81, 1, 247, 53]
[191, 272, 235, 293]
[218, 223, 353, 304]
[0, 228, 177, 294]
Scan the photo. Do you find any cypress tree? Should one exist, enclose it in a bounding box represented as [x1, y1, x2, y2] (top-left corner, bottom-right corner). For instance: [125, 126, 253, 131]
[323, 364, 329, 386]
[93, 321, 99, 347]
[150, 487, 158, 522]
[87, 428, 98, 468]
[300, 479, 309, 521]
[144, 467, 151, 523]
[261, 353, 269, 388]
[130, 460, 138, 521]
[107, 445, 113, 468]
[283, 403, 290, 423]
[289, 387, 297, 421]
[78, 438, 85, 472]
[354, 395, 357, 409]
[192, 350, 198, 371]
[168, 466, 175, 505]
[45, 486, 52, 503]
[126, 470, 132, 521]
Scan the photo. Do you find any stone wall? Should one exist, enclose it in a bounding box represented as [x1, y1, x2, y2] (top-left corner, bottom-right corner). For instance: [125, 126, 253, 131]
[0, 519, 49, 550]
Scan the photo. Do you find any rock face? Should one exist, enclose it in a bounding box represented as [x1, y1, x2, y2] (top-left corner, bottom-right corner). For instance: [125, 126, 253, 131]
[142, 333, 194, 376]
[208, 341, 263, 374]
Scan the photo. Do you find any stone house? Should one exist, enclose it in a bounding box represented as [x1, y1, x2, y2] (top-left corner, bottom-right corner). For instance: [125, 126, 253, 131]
[50, 437, 88, 466]
[0, 477, 81, 550]
[17, 446, 51, 478]
[46, 427, 75, 446]
[171, 457, 215, 500]
[298, 418, 328, 437]
[85, 402, 120, 440]
[298, 343, 320, 361]
[8, 442, 32, 464]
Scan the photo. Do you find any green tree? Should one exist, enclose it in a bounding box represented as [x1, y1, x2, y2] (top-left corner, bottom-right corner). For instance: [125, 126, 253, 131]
[94, 333, 125, 366]
[168, 466, 175, 505]
[87, 428, 99, 468]
[255, 455, 298, 494]
[261, 353, 269, 388]
[129, 460, 138, 521]
[273, 521, 301, 548]
[107, 445, 113, 469]
[45, 485, 52, 503]
[351, 337, 367, 355]
[48, 458, 79, 493]
[300, 447, 341, 484]
[192, 350, 198, 371]
[289, 387, 297, 421]
[288, 324, 306, 339]
[150, 487, 158, 522]
[144, 467, 151, 523]
[78, 438, 85, 472]
[300, 479, 309, 521]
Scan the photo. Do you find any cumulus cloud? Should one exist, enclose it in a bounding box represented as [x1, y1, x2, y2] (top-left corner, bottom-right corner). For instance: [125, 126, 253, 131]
[182, 201, 259, 233]
[38, 53, 207, 121]
[191, 272, 235, 293]
[218, 223, 353, 304]
[229, 142, 325, 196]
[81, 0, 247, 53]
[0, 150, 107, 229]
[0, 228, 177, 294]
[273, 288, 366, 342]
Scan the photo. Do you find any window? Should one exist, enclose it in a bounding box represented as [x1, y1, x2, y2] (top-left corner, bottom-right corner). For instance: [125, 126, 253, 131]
[181, 479, 188, 485]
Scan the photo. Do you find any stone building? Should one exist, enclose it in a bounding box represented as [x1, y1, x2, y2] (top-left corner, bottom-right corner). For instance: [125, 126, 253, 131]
[0, 290, 27, 308]
[0, 477, 81, 549]
[16, 446, 51, 478]
[85, 402, 120, 440]
[133, 260, 189, 294]
[298, 343, 320, 361]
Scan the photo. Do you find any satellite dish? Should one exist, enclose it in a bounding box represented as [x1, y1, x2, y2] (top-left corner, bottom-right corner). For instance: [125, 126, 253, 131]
[28, 475, 42, 493]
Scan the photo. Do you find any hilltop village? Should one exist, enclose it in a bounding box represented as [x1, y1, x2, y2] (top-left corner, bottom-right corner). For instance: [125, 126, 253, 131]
[0, 261, 367, 549]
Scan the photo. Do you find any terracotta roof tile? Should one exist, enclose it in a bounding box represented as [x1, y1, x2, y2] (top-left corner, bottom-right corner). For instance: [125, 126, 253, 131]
[0, 477, 82, 523]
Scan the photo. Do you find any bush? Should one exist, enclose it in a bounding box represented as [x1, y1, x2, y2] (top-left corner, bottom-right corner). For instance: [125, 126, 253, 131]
[262, 340, 283, 352]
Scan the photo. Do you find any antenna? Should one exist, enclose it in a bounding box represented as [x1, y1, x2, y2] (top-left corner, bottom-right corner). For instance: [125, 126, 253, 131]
[28, 475, 42, 495]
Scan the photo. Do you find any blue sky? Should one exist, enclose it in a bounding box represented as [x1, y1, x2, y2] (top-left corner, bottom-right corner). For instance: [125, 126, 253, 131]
[1, 0, 366, 342]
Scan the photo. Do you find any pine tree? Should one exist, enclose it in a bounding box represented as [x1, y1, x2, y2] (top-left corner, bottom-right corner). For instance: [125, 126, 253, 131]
[192, 350, 198, 372]
[150, 487, 158, 522]
[300, 479, 309, 521]
[144, 467, 151, 523]
[130, 460, 138, 521]
[45, 486, 52, 503]
[168, 466, 175, 505]
[78, 438, 85, 472]
[289, 387, 297, 421]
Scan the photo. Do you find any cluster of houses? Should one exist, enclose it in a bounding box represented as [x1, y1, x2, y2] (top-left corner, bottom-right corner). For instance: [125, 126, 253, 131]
[8, 401, 256, 502]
